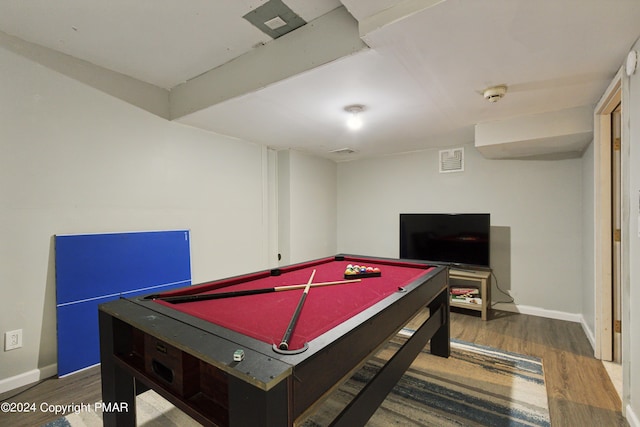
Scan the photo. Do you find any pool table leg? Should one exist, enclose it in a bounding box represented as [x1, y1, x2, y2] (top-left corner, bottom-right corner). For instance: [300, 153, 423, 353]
[99, 310, 137, 427]
[327, 285, 450, 427]
[227, 375, 292, 426]
[428, 287, 451, 357]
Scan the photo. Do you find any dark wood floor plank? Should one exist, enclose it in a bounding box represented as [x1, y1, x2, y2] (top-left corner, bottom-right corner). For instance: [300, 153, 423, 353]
[0, 365, 102, 427]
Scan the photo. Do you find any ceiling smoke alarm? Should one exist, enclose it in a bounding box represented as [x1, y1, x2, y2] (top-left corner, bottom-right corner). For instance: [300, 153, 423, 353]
[483, 85, 507, 103]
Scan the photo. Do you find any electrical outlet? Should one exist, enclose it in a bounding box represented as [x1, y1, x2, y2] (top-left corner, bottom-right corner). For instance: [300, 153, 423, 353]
[4, 329, 23, 351]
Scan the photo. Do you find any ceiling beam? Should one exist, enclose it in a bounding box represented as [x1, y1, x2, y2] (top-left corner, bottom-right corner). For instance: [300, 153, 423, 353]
[474, 106, 594, 159]
[358, 0, 445, 41]
[0, 30, 170, 119]
[169, 6, 368, 120]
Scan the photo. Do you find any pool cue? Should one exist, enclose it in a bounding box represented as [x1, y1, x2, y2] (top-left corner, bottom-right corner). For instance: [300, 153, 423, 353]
[278, 270, 316, 350]
[155, 278, 359, 303]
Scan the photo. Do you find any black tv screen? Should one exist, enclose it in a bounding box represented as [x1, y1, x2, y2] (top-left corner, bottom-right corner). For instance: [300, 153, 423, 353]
[399, 213, 490, 268]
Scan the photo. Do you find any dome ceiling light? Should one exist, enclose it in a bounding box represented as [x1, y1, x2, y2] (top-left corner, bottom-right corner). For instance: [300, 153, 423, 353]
[345, 104, 366, 130]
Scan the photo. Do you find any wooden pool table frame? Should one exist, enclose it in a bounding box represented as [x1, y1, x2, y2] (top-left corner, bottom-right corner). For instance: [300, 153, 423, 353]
[98, 254, 449, 427]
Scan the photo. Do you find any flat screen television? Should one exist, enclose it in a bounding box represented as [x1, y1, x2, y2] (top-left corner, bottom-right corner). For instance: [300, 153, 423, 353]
[399, 213, 490, 268]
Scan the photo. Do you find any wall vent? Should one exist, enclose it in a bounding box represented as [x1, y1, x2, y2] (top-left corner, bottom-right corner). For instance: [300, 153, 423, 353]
[439, 148, 464, 173]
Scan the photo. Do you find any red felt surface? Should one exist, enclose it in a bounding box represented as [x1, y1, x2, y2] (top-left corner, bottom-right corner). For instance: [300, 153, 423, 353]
[154, 257, 433, 351]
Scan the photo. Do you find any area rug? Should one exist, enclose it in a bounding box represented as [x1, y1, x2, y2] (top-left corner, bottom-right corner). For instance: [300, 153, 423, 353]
[45, 337, 549, 427]
[301, 335, 550, 426]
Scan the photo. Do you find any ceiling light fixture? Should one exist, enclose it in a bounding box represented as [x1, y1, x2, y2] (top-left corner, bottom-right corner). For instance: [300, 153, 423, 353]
[345, 105, 365, 130]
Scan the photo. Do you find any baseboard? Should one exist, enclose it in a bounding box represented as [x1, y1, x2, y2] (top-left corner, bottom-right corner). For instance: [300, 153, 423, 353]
[579, 314, 596, 351]
[58, 362, 100, 378]
[0, 364, 57, 395]
[627, 403, 640, 427]
[492, 302, 582, 323]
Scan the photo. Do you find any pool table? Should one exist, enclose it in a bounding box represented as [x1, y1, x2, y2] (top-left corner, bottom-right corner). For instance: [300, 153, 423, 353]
[98, 254, 449, 427]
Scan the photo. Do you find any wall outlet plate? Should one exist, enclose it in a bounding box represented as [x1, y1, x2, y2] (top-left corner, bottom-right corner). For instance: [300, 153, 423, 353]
[4, 329, 23, 351]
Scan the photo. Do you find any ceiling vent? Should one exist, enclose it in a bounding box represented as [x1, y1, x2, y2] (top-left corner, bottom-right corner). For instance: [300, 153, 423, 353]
[264, 16, 287, 30]
[243, 0, 306, 39]
[439, 148, 464, 173]
[330, 148, 357, 155]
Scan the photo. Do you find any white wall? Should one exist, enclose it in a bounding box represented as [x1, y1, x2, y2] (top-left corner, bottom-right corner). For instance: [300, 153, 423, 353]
[278, 150, 337, 264]
[337, 143, 584, 316]
[0, 44, 270, 390]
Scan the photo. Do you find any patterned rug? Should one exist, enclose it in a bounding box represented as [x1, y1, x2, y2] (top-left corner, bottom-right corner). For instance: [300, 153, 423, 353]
[302, 336, 550, 426]
[45, 336, 550, 427]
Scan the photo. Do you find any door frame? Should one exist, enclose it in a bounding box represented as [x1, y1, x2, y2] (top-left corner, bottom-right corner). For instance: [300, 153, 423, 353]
[594, 68, 622, 362]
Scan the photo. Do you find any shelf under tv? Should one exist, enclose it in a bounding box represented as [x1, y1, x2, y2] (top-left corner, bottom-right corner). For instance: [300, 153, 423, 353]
[449, 269, 491, 320]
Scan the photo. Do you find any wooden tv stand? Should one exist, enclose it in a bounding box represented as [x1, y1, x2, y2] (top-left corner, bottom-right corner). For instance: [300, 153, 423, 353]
[449, 268, 491, 320]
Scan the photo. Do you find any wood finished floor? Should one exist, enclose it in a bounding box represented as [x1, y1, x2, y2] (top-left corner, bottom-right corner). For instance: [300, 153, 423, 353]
[0, 309, 628, 427]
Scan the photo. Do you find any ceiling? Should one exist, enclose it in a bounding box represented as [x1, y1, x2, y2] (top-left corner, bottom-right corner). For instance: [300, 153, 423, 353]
[2, 0, 640, 161]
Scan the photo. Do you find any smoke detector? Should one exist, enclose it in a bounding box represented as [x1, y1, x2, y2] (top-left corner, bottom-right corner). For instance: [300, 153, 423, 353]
[483, 85, 507, 103]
